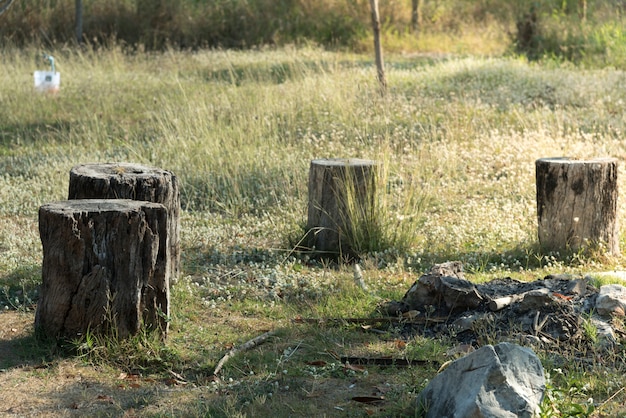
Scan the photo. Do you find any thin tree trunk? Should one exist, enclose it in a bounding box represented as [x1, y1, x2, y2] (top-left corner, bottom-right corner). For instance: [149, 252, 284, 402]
[0, 0, 15, 17]
[75, 0, 83, 44]
[369, 0, 387, 93]
[411, 0, 422, 32]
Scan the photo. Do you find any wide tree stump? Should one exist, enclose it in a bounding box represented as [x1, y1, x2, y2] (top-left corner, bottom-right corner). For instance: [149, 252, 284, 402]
[536, 157, 619, 255]
[307, 158, 379, 256]
[68, 162, 180, 283]
[35, 199, 170, 340]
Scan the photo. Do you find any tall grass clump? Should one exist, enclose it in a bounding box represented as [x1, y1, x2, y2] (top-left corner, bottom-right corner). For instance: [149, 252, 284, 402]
[335, 155, 432, 257]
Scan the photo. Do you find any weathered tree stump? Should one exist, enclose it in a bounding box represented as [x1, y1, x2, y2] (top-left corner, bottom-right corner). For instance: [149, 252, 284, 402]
[536, 157, 619, 255]
[307, 158, 379, 256]
[35, 199, 170, 340]
[68, 162, 180, 283]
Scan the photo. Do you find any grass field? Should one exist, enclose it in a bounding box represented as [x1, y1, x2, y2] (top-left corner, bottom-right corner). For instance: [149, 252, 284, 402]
[2, 45, 626, 416]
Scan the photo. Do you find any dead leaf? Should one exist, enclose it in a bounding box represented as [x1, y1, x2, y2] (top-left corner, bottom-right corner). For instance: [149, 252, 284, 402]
[305, 360, 327, 366]
[351, 396, 385, 405]
[129, 383, 141, 389]
[374, 385, 391, 394]
[402, 310, 420, 319]
[394, 340, 406, 349]
[344, 363, 366, 372]
[446, 344, 475, 357]
[118, 372, 128, 380]
[96, 394, 114, 403]
[168, 370, 187, 382]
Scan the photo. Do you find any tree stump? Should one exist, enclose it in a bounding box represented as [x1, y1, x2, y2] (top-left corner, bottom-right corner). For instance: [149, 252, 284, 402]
[307, 158, 379, 257]
[35, 199, 170, 340]
[536, 157, 619, 255]
[68, 162, 180, 283]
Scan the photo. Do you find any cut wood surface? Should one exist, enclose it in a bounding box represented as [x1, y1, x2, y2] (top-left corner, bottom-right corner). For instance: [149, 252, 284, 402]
[306, 158, 378, 256]
[536, 157, 619, 255]
[68, 162, 180, 282]
[35, 199, 170, 340]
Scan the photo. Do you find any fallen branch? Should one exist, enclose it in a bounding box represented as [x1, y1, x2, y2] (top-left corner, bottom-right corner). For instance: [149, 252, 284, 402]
[340, 356, 435, 367]
[213, 330, 276, 377]
[293, 316, 446, 326]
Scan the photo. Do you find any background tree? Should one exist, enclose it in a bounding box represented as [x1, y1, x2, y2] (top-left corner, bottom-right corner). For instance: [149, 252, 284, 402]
[0, 0, 15, 17]
[75, 0, 83, 44]
[411, 0, 422, 32]
[369, 0, 386, 92]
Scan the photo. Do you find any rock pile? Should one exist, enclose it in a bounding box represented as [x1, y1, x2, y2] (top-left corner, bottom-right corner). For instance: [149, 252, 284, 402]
[381, 262, 626, 350]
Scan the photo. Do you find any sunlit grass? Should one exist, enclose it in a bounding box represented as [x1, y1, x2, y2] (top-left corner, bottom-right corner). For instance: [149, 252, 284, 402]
[3, 45, 626, 415]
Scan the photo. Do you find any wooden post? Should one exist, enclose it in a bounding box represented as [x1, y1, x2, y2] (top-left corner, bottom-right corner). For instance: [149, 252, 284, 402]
[307, 158, 379, 257]
[536, 157, 619, 255]
[35, 199, 170, 340]
[68, 162, 180, 284]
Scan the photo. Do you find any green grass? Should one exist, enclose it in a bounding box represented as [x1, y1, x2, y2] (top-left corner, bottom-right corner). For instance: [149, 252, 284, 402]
[3, 44, 626, 415]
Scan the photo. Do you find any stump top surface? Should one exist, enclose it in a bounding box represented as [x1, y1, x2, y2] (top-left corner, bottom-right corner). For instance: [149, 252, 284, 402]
[311, 158, 378, 167]
[536, 157, 618, 165]
[70, 162, 173, 178]
[41, 199, 166, 214]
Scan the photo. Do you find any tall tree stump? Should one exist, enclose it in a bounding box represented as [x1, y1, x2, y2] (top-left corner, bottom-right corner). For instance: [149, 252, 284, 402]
[35, 199, 170, 340]
[307, 158, 379, 257]
[536, 157, 619, 255]
[68, 162, 180, 283]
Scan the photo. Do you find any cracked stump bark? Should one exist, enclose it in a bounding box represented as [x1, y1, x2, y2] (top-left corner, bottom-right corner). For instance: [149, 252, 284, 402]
[68, 162, 180, 284]
[35, 199, 170, 340]
[307, 158, 378, 257]
[536, 157, 619, 255]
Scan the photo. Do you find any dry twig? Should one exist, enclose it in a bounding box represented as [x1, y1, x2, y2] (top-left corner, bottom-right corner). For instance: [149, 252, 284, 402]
[213, 330, 276, 377]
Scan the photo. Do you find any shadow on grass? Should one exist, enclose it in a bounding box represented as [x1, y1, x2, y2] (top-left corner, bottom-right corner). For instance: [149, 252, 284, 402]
[0, 120, 73, 147]
[0, 264, 41, 310]
[0, 312, 56, 370]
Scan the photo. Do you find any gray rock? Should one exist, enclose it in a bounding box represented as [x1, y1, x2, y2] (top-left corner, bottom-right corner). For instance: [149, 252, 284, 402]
[416, 342, 545, 418]
[590, 316, 617, 348]
[596, 284, 626, 317]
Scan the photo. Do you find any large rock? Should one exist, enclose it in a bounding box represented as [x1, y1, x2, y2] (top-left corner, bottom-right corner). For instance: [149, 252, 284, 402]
[416, 342, 545, 418]
[596, 284, 626, 317]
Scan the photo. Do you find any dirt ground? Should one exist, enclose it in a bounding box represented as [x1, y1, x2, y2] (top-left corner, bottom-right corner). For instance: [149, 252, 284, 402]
[0, 310, 412, 417]
[0, 311, 188, 417]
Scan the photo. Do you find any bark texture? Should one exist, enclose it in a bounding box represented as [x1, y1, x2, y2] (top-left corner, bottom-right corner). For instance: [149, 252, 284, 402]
[536, 157, 619, 255]
[307, 158, 378, 257]
[35, 199, 170, 340]
[68, 162, 180, 283]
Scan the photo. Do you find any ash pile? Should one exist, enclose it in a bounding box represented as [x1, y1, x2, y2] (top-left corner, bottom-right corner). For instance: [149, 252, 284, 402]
[380, 261, 626, 350]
